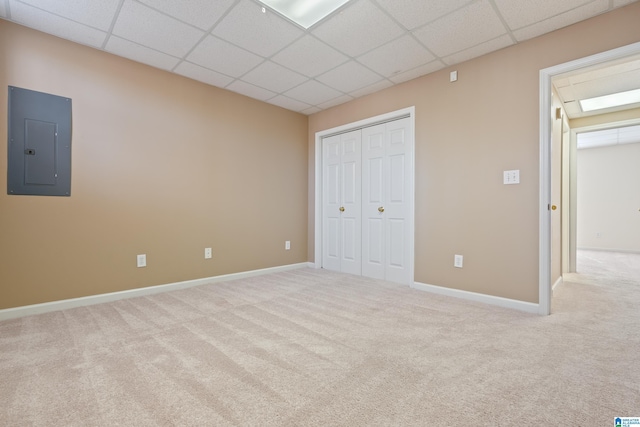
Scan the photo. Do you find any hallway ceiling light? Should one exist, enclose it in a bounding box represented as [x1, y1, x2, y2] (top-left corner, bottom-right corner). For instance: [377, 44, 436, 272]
[579, 88, 640, 112]
[258, 0, 351, 29]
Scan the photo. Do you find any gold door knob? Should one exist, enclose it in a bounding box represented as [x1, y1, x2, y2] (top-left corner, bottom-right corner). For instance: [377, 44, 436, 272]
[378, 206, 384, 213]
[339, 206, 345, 212]
[551, 205, 557, 211]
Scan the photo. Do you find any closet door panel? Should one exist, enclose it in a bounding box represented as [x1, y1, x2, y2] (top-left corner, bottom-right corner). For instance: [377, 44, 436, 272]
[384, 118, 412, 284]
[362, 124, 386, 279]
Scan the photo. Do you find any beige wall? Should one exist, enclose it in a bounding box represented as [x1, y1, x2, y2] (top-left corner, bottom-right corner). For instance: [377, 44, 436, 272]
[577, 142, 640, 252]
[0, 21, 308, 309]
[308, 3, 640, 303]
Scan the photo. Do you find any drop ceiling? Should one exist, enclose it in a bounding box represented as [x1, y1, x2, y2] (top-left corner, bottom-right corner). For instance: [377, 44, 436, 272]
[576, 124, 640, 149]
[552, 51, 640, 149]
[1, 0, 638, 114]
[553, 53, 640, 119]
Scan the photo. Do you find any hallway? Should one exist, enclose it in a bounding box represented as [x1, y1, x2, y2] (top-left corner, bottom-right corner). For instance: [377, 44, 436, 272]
[564, 250, 640, 288]
[555, 250, 640, 316]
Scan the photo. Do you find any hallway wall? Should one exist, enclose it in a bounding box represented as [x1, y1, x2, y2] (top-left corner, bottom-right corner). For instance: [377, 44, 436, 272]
[577, 142, 640, 253]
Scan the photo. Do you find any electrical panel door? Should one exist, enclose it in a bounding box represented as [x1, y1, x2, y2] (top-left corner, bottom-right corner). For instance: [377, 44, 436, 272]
[7, 86, 72, 196]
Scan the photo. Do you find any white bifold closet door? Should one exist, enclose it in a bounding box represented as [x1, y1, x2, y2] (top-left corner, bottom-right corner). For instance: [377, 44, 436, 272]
[322, 117, 412, 285]
[322, 129, 362, 276]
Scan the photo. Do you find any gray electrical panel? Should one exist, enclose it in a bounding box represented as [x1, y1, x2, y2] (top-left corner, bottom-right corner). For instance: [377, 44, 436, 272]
[7, 86, 72, 196]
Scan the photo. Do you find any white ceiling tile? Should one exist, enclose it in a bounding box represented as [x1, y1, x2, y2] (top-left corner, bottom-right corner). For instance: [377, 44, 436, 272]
[389, 61, 446, 84]
[589, 128, 618, 141]
[271, 35, 348, 78]
[267, 95, 310, 112]
[302, 106, 323, 115]
[563, 102, 581, 118]
[618, 125, 640, 144]
[413, 0, 507, 57]
[577, 125, 640, 148]
[284, 80, 343, 105]
[349, 79, 394, 98]
[376, 0, 474, 30]
[613, 0, 636, 6]
[112, 0, 204, 58]
[495, 0, 600, 30]
[137, 0, 236, 30]
[442, 34, 513, 66]
[358, 35, 435, 77]
[15, 0, 120, 30]
[317, 60, 383, 93]
[186, 35, 263, 78]
[569, 59, 640, 84]
[312, 0, 404, 57]
[105, 36, 180, 70]
[512, 0, 609, 42]
[241, 61, 308, 93]
[570, 70, 640, 99]
[553, 77, 571, 88]
[317, 94, 354, 110]
[557, 86, 576, 103]
[212, 0, 303, 57]
[577, 128, 618, 148]
[226, 80, 277, 101]
[8, 1, 107, 47]
[174, 61, 234, 88]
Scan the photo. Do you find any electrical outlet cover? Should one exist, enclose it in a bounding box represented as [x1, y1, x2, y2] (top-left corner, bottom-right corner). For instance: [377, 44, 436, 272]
[454, 254, 463, 268]
[137, 254, 146, 268]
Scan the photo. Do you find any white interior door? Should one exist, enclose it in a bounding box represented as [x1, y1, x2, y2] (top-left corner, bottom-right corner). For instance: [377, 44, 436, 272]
[362, 118, 412, 284]
[322, 130, 361, 276]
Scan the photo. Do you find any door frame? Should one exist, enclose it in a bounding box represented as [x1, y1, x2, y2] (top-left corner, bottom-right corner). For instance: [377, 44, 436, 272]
[314, 106, 416, 285]
[538, 41, 640, 315]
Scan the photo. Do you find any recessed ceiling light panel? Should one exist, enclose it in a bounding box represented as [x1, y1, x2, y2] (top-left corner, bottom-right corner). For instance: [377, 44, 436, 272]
[258, 0, 351, 29]
[579, 88, 640, 112]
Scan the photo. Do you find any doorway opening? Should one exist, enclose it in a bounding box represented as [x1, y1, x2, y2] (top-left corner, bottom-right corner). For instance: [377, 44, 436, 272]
[539, 41, 640, 315]
[574, 123, 640, 266]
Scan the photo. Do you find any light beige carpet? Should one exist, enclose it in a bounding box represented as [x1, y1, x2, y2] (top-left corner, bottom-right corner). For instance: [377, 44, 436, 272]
[1, 252, 639, 426]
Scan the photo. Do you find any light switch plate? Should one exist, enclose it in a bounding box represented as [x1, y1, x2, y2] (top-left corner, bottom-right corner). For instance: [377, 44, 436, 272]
[504, 170, 520, 184]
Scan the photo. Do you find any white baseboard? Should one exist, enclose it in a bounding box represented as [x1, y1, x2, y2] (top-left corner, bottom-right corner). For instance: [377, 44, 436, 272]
[552, 276, 563, 294]
[412, 281, 539, 314]
[0, 263, 309, 321]
[577, 247, 640, 254]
